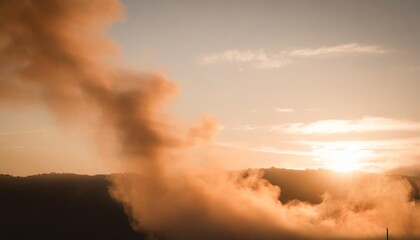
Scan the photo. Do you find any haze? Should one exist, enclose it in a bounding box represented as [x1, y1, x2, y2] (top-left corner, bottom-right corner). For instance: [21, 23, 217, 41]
[1, 1, 420, 239]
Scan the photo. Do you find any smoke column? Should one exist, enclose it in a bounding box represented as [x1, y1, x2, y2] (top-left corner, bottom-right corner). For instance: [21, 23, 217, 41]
[1, 1, 420, 239]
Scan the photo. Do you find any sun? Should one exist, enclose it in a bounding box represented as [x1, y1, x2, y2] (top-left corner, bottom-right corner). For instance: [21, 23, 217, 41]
[330, 154, 359, 172]
[311, 142, 373, 172]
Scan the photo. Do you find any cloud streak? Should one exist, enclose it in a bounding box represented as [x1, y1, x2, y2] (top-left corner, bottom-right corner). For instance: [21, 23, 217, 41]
[200, 43, 389, 69]
[289, 43, 390, 57]
[234, 117, 420, 135]
[217, 141, 312, 157]
[200, 49, 290, 69]
[280, 117, 420, 135]
[275, 108, 296, 113]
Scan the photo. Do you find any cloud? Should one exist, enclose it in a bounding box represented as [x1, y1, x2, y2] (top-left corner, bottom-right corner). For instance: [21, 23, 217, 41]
[275, 108, 296, 113]
[289, 43, 390, 57]
[233, 117, 420, 134]
[275, 117, 420, 135]
[249, 146, 311, 156]
[200, 43, 389, 69]
[233, 124, 266, 131]
[200, 49, 290, 69]
[217, 142, 312, 157]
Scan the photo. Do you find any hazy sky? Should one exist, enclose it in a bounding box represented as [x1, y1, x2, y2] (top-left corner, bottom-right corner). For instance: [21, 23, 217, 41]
[1, 0, 420, 176]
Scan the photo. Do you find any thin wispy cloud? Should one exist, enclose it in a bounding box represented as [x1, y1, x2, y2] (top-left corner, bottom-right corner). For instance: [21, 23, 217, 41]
[233, 124, 265, 131]
[281, 117, 420, 135]
[289, 43, 390, 57]
[250, 146, 312, 156]
[217, 142, 312, 156]
[251, 107, 299, 113]
[200, 43, 390, 69]
[200, 49, 290, 69]
[233, 117, 420, 134]
[275, 108, 296, 113]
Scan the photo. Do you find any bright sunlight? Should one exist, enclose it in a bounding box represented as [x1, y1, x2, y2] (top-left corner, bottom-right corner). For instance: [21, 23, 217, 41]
[311, 142, 374, 172]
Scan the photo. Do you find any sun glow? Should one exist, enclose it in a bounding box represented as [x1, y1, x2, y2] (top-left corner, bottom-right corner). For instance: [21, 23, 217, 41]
[311, 142, 373, 172]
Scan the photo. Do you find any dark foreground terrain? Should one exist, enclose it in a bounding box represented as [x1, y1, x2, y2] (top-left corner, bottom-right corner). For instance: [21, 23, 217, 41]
[0, 173, 144, 240]
[0, 169, 419, 240]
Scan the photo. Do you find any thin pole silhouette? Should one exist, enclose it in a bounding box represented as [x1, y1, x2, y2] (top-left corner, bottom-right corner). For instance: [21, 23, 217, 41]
[386, 227, 388, 240]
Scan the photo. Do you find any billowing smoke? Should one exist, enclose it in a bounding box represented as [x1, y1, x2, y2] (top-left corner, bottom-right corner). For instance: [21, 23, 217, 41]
[1, 1, 420, 240]
[111, 169, 420, 240]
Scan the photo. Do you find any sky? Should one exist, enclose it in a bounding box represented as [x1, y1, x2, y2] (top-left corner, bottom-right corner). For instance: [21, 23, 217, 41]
[1, 0, 420, 176]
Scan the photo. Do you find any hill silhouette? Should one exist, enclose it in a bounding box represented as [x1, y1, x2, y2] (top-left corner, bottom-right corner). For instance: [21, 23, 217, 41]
[0, 173, 145, 240]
